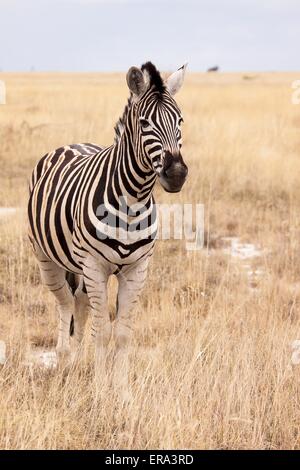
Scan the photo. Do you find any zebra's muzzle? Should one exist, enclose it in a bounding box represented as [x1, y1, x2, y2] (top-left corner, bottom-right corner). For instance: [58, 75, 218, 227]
[159, 151, 188, 193]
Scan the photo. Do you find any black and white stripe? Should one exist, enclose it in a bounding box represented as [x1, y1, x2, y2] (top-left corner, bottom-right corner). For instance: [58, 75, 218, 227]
[28, 62, 188, 395]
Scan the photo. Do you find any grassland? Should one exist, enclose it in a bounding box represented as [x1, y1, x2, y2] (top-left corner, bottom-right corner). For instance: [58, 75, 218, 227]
[0, 71, 300, 449]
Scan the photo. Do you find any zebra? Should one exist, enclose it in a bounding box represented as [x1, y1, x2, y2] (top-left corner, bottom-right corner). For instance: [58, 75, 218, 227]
[28, 62, 188, 397]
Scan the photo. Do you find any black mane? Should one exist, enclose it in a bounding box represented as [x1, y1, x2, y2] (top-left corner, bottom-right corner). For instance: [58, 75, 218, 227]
[141, 61, 165, 94]
[114, 95, 133, 144]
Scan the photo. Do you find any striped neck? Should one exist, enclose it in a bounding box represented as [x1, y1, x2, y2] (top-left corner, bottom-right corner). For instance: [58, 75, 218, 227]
[113, 105, 157, 205]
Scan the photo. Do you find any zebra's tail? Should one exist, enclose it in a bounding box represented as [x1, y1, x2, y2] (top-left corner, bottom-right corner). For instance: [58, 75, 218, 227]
[65, 271, 78, 337]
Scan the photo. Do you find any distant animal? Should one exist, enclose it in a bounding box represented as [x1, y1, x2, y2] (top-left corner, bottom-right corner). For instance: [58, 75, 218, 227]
[207, 66, 219, 72]
[243, 75, 258, 81]
[28, 62, 188, 398]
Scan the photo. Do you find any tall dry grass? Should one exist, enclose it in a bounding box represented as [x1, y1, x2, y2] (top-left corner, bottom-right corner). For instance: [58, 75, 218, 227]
[0, 71, 300, 449]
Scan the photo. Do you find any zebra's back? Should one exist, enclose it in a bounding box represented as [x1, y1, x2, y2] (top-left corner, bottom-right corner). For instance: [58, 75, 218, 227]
[29, 143, 103, 192]
[28, 143, 104, 273]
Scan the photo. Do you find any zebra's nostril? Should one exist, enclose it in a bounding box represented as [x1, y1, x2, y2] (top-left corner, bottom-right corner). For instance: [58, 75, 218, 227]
[165, 162, 188, 179]
[163, 155, 173, 173]
[163, 151, 188, 180]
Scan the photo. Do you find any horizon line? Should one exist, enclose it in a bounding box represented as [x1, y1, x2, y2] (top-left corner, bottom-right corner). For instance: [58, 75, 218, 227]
[0, 69, 300, 74]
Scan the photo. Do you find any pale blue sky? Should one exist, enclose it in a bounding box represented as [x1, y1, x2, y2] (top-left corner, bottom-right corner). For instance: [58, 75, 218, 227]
[0, 0, 299, 71]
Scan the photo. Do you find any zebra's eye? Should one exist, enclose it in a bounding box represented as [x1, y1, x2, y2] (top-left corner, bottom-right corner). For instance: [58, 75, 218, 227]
[139, 118, 150, 130]
[178, 117, 184, 126]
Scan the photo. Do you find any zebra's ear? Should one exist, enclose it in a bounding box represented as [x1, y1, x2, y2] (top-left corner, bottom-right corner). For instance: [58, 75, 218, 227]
[166, 63, 188, 96]
[126, 66, 147, 99]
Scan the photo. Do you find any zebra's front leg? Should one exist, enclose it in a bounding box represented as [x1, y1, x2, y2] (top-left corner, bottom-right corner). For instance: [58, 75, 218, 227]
[114, 258, 149, 400]
[71, 279, 90, 360]
[83, 264, 112, 384]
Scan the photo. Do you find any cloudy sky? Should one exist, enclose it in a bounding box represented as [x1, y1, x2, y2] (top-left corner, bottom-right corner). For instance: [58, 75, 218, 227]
[0, 0, 299, 72]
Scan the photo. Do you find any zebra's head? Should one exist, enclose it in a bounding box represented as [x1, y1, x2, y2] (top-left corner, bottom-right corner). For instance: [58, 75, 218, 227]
[126, 62, 188, 193]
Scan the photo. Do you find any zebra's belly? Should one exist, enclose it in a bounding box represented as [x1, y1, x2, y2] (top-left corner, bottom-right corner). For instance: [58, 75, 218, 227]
[72, 235, 156, 269]
[72, 209, 157, 268]
[29, 197, 156, 273]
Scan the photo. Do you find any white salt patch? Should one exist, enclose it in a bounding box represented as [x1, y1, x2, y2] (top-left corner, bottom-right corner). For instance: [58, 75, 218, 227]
[291, 349, 300, 366]
[292, 340, 300, 349]
[0, 340, 6, 364]
[0, 207, 17, 218]
[221, 237, 266, 291]
[25, 348, 57, 369]
[222, 237, 263, 260]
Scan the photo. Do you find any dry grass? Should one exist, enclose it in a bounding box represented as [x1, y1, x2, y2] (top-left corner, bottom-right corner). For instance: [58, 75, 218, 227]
[1, 71, 300, 449]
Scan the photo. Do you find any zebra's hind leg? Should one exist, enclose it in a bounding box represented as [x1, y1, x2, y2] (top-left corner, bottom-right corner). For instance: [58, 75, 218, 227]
[33, 242, 74, 365]
[114, 258, 149, 401]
